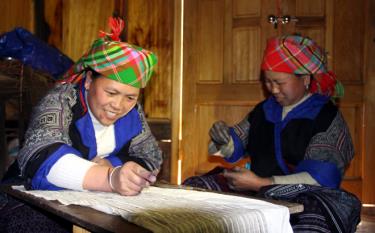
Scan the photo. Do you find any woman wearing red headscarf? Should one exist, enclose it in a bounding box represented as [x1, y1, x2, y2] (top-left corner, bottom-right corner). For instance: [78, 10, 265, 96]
[183, 35, 361, 233]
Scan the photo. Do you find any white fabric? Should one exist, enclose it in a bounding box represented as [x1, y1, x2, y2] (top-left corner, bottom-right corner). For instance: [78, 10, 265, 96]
[13, 186, 292, 233]
[46, 154, 95, 190]
[87, 94, 116, 157]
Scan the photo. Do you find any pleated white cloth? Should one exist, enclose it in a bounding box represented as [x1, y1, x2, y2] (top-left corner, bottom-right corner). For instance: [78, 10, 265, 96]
[13, 186, 292, 233]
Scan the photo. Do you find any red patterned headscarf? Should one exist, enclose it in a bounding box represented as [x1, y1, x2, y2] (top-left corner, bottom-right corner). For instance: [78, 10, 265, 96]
[261, 35, 343, 98]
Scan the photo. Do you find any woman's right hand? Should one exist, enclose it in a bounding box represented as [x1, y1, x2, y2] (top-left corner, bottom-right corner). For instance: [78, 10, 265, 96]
[223, 167, 273, 192]
[110, 161, 157, 196]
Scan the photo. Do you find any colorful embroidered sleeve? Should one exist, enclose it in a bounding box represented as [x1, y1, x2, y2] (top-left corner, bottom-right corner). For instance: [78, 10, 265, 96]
[127, 106, 163, 171]
[296, 111, 354, 188]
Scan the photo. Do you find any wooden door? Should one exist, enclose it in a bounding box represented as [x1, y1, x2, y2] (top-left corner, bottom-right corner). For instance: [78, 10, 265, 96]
[180, 0, 365, 201]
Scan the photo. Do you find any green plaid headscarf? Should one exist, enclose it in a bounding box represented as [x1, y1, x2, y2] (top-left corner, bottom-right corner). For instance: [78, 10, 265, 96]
[61, 38, 157, 88]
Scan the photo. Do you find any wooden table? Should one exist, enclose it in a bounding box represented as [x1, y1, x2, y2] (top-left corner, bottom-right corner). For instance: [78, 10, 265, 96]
[1, 184, 303, 233]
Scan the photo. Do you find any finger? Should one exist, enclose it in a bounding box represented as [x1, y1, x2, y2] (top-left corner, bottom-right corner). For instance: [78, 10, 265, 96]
[119, 186, 141, 196]
[117, 167, 147, 187]
[146, 175, 157, 183]
[223, 169, 235, 179]
[128, 172, 150, 187]
[118, 178, 143, 194]
[228, 183, 236, 190]
[152, 169, 160, 176]
[137, 168, 153, 179]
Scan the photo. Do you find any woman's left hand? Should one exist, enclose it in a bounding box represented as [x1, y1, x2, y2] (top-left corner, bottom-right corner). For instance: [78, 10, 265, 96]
[223, 166, 273, 191]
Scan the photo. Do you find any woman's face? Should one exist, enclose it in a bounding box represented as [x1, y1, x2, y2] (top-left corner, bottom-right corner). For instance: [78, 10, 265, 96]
[264, 71, 310, 106]
[85, 72, 140, 126]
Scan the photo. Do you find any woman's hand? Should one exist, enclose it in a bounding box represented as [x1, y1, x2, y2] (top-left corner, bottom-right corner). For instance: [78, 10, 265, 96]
[91, 156, 113, 167]
[209, 121, 231, 145]
[223, 166, 273, 191]
[110, 161, 158, 196]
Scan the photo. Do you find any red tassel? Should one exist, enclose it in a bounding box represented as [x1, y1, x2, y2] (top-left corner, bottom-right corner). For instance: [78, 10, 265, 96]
[310, 72, 337, 96]
[98, 16, 125, 41]
[109, 17, 124, 41]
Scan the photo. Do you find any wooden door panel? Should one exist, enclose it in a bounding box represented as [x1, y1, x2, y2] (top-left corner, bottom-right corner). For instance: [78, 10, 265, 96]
[333, 0, 364, 83]
[296, 0, 325, 16]
[340, 104, 363, 182]
[295, 27, 325, 47]
[232, 27, 261, 83]
[197, 0, 224, 84]
[340, 103, 363, 202]
[233, 0, 260, 17]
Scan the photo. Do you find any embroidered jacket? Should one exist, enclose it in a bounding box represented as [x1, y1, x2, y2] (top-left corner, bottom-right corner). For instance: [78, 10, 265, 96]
[17, 82, 163, 190]
[212, 94, 354, 189]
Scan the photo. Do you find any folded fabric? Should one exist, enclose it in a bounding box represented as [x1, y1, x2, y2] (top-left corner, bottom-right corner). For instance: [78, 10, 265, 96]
[13, 186, 292, 233]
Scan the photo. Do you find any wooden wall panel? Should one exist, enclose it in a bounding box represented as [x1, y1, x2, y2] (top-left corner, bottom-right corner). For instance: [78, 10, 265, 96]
[0, 0, 34, 34]
[232, 27, 261, 83]
[127, 0, 173, 119]
[296, 0, 324, 16]
[333, 0, 364, 83]
[197, 0, 224, 84]
[62, 0, 114, 61]
[363, 0, 375, 204]
[233, 0, 260, 18]
[44, 0, 63, 51]
[295, 27, 325, 48]
[340, 104, 363, 179]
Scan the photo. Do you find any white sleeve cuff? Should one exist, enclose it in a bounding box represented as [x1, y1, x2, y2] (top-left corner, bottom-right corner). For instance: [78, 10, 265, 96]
[46, 154, 96, 190]
[272, 172, 320, 186]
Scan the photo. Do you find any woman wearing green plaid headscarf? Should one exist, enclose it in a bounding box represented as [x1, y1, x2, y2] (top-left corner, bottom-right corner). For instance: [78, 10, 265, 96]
[0, 17, 163, 232]
[15, 16, 163, 198]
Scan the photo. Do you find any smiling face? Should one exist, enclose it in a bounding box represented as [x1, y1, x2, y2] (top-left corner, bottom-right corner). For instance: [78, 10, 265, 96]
[264, 71, 310, 106]
[84, 72, 140, 126]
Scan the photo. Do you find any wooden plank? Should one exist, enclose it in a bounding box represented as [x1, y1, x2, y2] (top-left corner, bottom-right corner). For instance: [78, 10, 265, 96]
[170, 0, 183, 185]
[1, 185, 151, 233]
[363, 0, 375, 204]
[0, 0, 34, 34]
[126, 0, 174, 119]
[62, 0, 114, 61]
[73, 225, 91, 233]
[333, 0, 365, 83]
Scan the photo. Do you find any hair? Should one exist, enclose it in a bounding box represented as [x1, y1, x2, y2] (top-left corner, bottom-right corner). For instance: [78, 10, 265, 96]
[85, 67, 102, 80]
